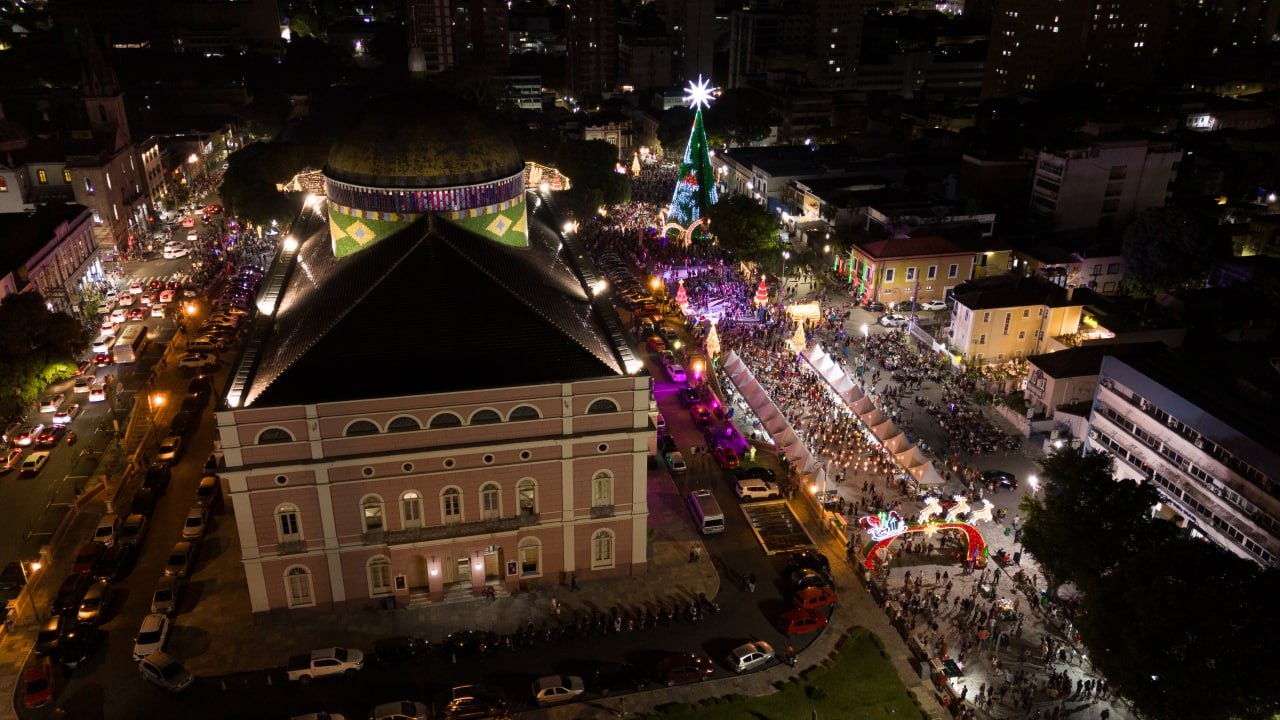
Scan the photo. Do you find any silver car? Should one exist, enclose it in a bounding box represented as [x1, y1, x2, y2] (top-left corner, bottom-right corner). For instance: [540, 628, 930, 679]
[727, 641, 774, 674]
[151, 576, 181, 615]
[138, 651, 194, 692]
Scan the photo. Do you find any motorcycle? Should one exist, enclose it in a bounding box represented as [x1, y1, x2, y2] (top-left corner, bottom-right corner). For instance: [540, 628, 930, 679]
[65, 430, 78, 445]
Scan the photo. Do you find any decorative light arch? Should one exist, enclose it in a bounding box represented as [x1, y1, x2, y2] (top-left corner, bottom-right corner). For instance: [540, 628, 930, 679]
[857, 511, 988, 571]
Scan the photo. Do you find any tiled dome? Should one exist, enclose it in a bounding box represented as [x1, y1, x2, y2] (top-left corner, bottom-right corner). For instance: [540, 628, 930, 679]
[324, 98, 523, 189]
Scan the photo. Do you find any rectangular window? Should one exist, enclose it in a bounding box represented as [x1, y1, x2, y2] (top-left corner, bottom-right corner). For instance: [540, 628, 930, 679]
[1022, 308, 1030, 318]
[37, 169, 47, 185]
[520, 545, 540, 576]
[1092, 264, 1102, 275]
[1003, 313, 1012, 335]
[0, 177, 6, 192]
[279, 512, 300, 539]
[884, 268, 895, 283]
[63, 169, 72, 183]
[982, 312, 990, 323]
[1107, 263, 1120, 274]
[1018, 330, 1026, 340]
[369, 563, 392, 596]
[927, 265, 937, 280]
[977, 334, 986, 345]
[948, 264, 958, 278]
[905, 267, 916, 281]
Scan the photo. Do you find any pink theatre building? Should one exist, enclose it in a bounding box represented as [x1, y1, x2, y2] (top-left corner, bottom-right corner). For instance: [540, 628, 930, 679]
[213, 97, 651, 615]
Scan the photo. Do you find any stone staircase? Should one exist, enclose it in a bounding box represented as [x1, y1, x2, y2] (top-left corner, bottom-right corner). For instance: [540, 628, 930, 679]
[406, 582, 509, 609]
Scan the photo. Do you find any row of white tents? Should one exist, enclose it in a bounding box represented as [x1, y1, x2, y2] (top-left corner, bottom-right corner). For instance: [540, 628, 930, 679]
[721, 343, 945, 489]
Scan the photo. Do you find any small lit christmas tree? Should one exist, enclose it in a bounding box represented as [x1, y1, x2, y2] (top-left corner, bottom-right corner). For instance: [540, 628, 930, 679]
[667, 76, 719, 233]
[705, 321, 721, 357]
[788, 322, 807, 354]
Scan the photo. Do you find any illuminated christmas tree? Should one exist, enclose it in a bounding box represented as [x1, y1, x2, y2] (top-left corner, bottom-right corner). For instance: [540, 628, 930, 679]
[667, 76, 719, 233]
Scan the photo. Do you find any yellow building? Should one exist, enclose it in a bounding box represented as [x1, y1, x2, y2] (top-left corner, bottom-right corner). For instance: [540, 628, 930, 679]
[948, 275, 1085, 366]
[847, 236, 976, 308]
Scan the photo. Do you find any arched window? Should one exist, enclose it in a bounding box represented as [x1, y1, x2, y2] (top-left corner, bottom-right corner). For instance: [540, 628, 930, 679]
[401, 491, 423, 529]
[591, 470, 614, 508]
[469, 408, 502, 425]
[387, 416, 420, 433]
[508, 405, 541, 421]
[440, 487, 462, 525]
[591, 529, 615, 569]
[360, 495, 384, 532]
[517, 478, 538, 516]
[587, 398, 619, 415]
[285, 566, 314, 608]
[428, 412, 463, 429]
[480, 482, 501, 521]
[257, 427, 294, 444]
[518, 538, 542, 577]
[367, 556, 392, 597]
[277, 504, 301, 542]
[345, 419, 379, 437]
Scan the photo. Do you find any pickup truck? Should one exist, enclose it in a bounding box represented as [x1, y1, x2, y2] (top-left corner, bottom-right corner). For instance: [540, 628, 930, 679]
[286, 647, 364, 683]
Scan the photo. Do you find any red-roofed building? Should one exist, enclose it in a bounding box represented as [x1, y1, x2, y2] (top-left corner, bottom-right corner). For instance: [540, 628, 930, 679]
[846, 236, 977, 308]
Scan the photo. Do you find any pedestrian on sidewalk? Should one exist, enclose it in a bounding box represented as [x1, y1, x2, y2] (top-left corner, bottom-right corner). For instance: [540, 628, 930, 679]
[786, 644, 797, 668]
[570, 573, 578, 591]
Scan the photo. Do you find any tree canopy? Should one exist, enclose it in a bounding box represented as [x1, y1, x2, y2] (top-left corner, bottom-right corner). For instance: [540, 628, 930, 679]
[0, 293, 87, 417]
[704, 88, 778, 148]
[1121, 207, 1224, 295]
[552, 140, 630, 219]
[219, 142, 313, 228]
[707, 195, 781, 260]
[1019, 445, 1280, 720]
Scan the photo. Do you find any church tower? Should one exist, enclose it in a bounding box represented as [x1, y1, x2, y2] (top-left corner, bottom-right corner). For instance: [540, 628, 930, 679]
[63, 1, 131, 150]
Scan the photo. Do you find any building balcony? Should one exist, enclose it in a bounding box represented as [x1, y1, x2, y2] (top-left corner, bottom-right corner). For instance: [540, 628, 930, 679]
[590, 504, 615, 518]
[277, 539, 308, 555]
[363, 513, 540, 545]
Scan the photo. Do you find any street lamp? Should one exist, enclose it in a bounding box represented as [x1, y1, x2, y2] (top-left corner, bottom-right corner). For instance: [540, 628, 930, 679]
[781, 250, 791, 281]
[147, 393, 167, 451]
[21, 560, 43, 624]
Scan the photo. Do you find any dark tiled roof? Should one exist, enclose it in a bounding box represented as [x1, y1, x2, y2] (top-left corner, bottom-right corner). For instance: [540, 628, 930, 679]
[952, 275, 1076, 310]
[244, 198, 625, 407]
[856, 235, 964, 259]
[1028, 342, 1164, 379]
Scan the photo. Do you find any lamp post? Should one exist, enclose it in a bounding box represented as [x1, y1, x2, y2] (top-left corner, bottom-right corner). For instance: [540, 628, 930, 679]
[781, 250, 791, 283]
[20, 560, 43, 625]
[146, 392, 167, 453]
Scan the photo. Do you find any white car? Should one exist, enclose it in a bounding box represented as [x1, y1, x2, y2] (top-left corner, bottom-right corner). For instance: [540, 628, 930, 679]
[159, 289, 175, 303]
[163, 246, 189, 259]
[89, 384, 107, 402]
[879, 313, 909, 328]
[735, 479, 781, 500]
[178, 352, 217, 369]
[181, 506, 209, 540]
[727, 641, 775, 673]
[156, 436, 182, 465]
[919, 300, 948, 311]
[110, 308, 128, 324]
[132, 613, 171, 661]
[665, 363, 687, 383]
[117, 293, 135, 307]
[52, 404, 80, 426]
[150, 305, 166, 318]
[39, 394, 66, 413]
[532, 674, 585, 705]
[129, 283, 144, 295]
[20, 451, 49, 476]
[138, 651, 194, 693]
[369, 701, 428, 720]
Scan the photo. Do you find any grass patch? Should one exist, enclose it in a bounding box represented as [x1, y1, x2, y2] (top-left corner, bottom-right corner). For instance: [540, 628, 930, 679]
[641, 629, 924, 719]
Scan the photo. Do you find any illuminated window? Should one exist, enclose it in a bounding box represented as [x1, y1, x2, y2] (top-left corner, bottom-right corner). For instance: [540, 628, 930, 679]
[401, 491, 423, 528]
[361, 495, 384, 532]
[0, 177, 6, 192]
[37, 169, 47, 185]
[63, 169, 72, 183]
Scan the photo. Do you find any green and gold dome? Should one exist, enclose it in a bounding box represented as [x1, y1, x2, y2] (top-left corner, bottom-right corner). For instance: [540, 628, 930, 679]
[323, 97, 528, 256]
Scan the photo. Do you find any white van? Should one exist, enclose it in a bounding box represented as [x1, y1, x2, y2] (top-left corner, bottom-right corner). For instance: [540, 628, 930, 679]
[667, 451, 686, 474]
[654, 413, 667, 433]
[687, 489, 725, 535]
[93, 335, 115, 354]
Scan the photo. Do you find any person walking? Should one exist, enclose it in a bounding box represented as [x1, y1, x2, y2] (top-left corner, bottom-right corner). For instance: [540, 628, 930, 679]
[785, 644, 797, 668]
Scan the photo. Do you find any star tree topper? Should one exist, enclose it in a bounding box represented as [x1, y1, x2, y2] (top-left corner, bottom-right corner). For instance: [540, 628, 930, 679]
[683, 75, 716, 111]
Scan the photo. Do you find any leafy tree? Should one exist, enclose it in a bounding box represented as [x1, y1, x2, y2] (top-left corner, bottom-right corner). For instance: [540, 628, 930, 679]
[220, 142, 311, 228]
[1122, 207, 1224, 295]
[707, 196, 781, 261]
[1080, 540, 1280, 720]
[1018, 445, 1176, 595]
[553, 140, 628, 217]
[0, 293, 87, 416]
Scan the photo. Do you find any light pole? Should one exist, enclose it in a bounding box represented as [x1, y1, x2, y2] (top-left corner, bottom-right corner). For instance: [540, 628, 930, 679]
[781, 250, 791, 283]
[20, 560, 44, 625]
[146, 392, 167, 453]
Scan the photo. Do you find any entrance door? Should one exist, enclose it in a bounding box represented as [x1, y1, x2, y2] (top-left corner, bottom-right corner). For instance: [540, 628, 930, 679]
[483, 545, 502, 581]
[455, 555, 472, 586]
[409, 556, 429, 588]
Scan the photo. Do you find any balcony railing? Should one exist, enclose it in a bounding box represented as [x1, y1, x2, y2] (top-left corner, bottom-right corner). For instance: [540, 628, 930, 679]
[363, 513, 540, 545]
[277, 539, 308, 555]
[590, 504, 615, 518]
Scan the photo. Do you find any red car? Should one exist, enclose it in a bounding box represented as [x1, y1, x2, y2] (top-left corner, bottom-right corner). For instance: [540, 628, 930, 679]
[778, 607, 829, 636]
[713, 446, 740, 469]
[72, 542, 105, 576]
[689, 405, 713, 425]
[94, 353, 111, 367]
[792, 586, 838, 611]
[655, 652, 715, 686]
[646, 335, 667, 352]
[23, 656, 57, 709]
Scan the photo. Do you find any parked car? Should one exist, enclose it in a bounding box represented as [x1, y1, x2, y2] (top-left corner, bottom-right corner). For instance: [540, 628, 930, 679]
[788, 568, 835, 592]
[138, 651, 194, 692]
[71, 543, 105, 575]
[93, 543, 139, 584]
[155, 436, 182, 465]
[441, 630, 499, 659]
[655, 652, 715, 686]
[879, 313, 909, 328]
[735, 466, 776, 482]
[982, 469, 1018, 490]
[22, 656, 58, 710]
[793, 586, 838, 611]
[593, 662, 649, 694]
[864, 300, 885, 312]
[438, 684, 507, 720]
[51, 573, 92, 618]
[677, 387, 700, 407]
[93, 513, 121, 547]
[151, 576, 182, 616]
[34, 616, 67, 657]
[778, 607, 829, 636]
[132, 613, 171, 661]
[726, 641, 774, 673]
[371, 636, 431, 664]
[735, 479, 781, 501]
[786, 549, 831, 576]
[194, 475, 222, 510]
[369, 701, 429, 720]
[163, 541, 197, 578]
[58, 622, 101, 670]
[77, 580, 114, 624]
[181, 506, 210, 540]
[920, 300, 948, 311]
[118, 514, 148, 546]
[532, 675, 585, 705]
[712, 446, 740, 469]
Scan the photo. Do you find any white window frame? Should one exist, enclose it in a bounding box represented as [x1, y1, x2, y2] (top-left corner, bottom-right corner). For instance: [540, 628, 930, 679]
[367, 556, 393, 597]
[360, 494, 385, 532]
[518, 538, 542, 577]
[441, 487, 463, 525]
[591, 471, 613, 507]
[591, 529, 615, 569]
[277, 504, 302, 542]
[884, 268, 895, 283]
[401, 491, 423, 529]
[517, 478, 538, 516]
[480, 483, 501, 520]
[927, 265, 937, 280]
[285, 566, 315, 608]
[905, 267, 916, 281]
[948, 264, 959, 278]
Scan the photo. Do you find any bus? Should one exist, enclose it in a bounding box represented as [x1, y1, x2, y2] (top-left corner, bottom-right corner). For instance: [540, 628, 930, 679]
[112, 323, 149, 363]
[687, 489, 725, 535]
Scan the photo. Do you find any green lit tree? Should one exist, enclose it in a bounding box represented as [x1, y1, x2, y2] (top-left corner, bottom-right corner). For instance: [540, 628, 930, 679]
[667, 77, 719, 230]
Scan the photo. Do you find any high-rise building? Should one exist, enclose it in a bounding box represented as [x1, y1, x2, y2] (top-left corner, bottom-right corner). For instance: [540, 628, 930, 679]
[982, 0, 1171, 99]
[658, 0, 715, 83]
[727, 0, 865, 91]
[567, 0, 618, 100]
[406, 0, 509, 77]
